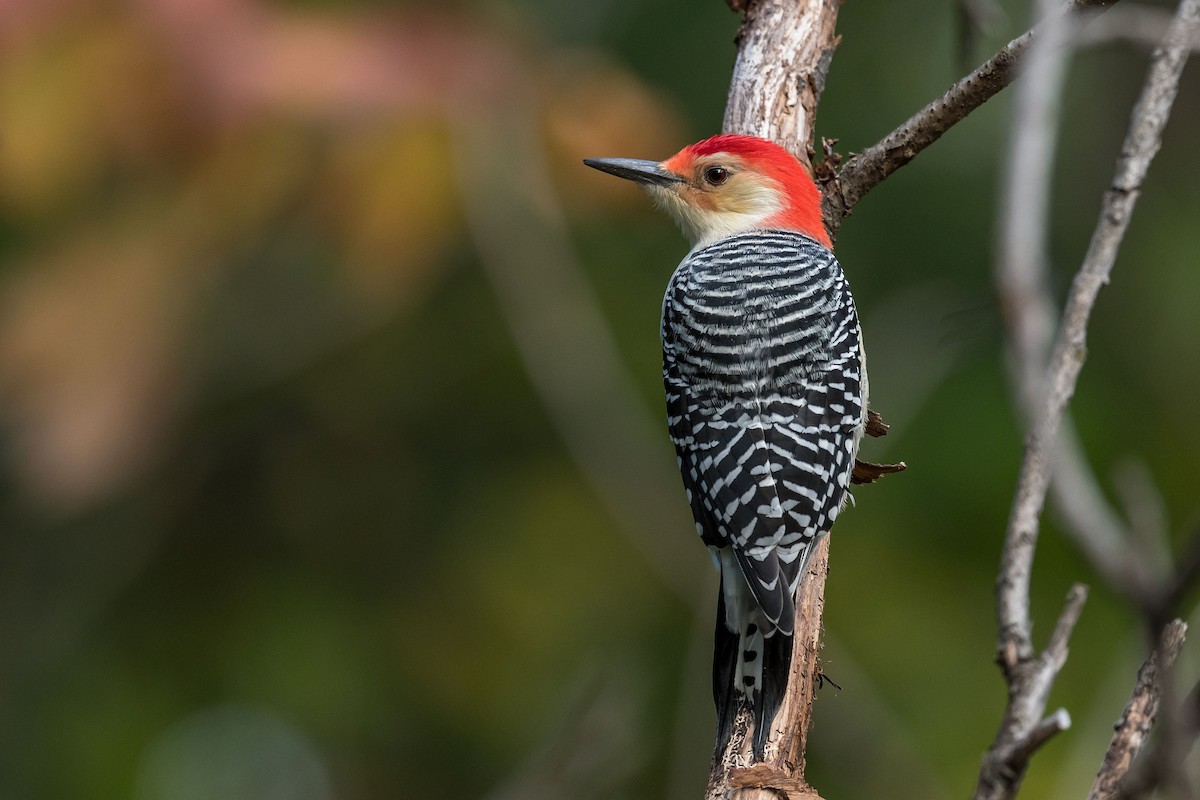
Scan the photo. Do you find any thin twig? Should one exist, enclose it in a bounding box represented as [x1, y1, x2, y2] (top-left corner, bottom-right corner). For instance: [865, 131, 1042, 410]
[989, 0, 1153, 631]
[974, 585, 1088, 800]
[987, 0, 1149, 606]
[1113, 675, 1200, 799]
[973, 586, 1088, 800]
[822, 0, 1122, 238]
[1089, 619, 1188, 800]
[1051, 0, 1199, 418]
[1115, 623, 1200, 800]
[1007, 708, 1073, 767]
[989, 0, 1194, 635]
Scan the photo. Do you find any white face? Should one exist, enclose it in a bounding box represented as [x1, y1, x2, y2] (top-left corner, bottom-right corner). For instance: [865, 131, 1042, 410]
[645, 155, 785, 248]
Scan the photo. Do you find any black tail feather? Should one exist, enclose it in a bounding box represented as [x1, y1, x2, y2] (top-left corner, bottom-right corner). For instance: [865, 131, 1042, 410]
[712, 582, 740, 757]
[712, 576, 795, 760]
[752, 629, 792, 758]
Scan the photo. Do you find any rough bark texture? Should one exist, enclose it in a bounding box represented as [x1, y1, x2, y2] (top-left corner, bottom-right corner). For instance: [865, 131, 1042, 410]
[722, 0, 841, 164]
[1088, 620, 1188, 800]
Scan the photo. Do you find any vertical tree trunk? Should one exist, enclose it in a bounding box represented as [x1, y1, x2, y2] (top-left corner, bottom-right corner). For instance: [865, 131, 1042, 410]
[709, 8, 843, 796]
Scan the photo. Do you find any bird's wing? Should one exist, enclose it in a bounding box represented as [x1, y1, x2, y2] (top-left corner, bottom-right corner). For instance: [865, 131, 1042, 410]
[674, 386, 857, 636]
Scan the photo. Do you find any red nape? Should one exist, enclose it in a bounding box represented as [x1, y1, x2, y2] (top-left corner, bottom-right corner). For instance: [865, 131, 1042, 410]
[683, 134, 831, 249]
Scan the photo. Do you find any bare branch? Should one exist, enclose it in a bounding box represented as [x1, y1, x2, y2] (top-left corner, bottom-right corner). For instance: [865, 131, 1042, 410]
[990, 0, 1195, 626]
[996, 0, 1074, 415]
[975, 0, 1198, 796]
[998, 0, 1197, 667]
[1065, 0, 1199, 301]
[822, 0, 1122, 238]
[1089, 619, 1188, 800]
[1044, 584, 1090, 666]
[1113, 681, 1200, 800]
[991, 0, 1084, 676]
[973, 586, 1088, 800]
[1007, 708, 1073, 767]
[990, 0, 1147, 616]
[1113, 674, 1200, 799]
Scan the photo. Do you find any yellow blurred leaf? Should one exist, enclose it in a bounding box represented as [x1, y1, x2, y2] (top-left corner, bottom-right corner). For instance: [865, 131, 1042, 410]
[326, 119, 458, 307]
[0, 13, 184, 219]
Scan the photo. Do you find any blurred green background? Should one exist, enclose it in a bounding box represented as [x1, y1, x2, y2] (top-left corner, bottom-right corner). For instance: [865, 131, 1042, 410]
[0, 0, 1197, 798]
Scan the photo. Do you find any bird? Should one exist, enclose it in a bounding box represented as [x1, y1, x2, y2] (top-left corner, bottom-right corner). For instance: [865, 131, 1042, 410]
[584, 134, 867, 757]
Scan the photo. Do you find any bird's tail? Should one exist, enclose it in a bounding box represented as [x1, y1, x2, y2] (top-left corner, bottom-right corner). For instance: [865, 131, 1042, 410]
[712, 557, 793, 759]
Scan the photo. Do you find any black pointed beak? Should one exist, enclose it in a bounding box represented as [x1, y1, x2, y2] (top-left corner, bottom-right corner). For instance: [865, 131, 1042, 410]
[583, 157, 685, 187]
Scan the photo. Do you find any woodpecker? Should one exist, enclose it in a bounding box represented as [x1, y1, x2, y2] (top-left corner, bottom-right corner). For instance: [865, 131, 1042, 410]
[584, 134, 867, 757]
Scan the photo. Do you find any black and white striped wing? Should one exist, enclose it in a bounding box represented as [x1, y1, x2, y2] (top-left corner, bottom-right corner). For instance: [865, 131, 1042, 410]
[662, 230, 865, 636]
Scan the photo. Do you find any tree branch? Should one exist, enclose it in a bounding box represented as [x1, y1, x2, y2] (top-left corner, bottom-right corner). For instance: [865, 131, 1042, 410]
[821, 0, 1122, 239]
[1088, 619, 1188, 800]
[722, 0, 842, 155]
[1115, 676, 1200, 799]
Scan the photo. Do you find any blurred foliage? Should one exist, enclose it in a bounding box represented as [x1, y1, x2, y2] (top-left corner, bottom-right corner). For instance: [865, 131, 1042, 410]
[0, 0, 1197, 798]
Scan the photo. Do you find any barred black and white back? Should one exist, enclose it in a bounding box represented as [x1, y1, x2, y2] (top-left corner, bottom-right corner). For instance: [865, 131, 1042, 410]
[661, 228, 866, 756]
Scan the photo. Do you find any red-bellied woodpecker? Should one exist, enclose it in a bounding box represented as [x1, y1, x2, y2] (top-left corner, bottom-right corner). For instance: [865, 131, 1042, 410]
[584, 134, 867, 757]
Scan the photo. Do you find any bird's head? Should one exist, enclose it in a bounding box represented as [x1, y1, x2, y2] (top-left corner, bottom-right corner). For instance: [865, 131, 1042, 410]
[584, 134, 830, 250]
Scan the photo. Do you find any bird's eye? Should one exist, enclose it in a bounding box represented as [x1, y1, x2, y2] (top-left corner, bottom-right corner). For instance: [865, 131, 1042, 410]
[703, 166, 729, 186]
